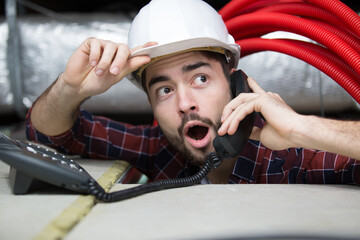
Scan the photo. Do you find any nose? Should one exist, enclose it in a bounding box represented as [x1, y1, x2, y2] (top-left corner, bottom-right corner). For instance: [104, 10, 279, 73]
[177, 87, 198, 115]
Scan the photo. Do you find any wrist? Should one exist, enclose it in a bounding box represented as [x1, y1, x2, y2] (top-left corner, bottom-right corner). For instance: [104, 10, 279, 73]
[296, 116, 360, 158]
[292, 114, 339, 153]
[55, 73, 88, 106]
[30, 74, 85, 136]
[288, 114, 318, 149]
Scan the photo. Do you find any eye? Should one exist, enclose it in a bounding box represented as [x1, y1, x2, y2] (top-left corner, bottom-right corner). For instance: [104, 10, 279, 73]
[193, 75, 208, 86]
[157, 87, 173, 97]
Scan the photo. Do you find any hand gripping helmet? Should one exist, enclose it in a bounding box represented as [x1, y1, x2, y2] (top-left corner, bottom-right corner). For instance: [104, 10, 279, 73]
[127, 0, 240, 90]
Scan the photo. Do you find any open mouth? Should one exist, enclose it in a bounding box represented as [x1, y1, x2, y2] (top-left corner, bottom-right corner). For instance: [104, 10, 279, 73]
[184, 121, 211, 149]
[187, 125, 209, 141]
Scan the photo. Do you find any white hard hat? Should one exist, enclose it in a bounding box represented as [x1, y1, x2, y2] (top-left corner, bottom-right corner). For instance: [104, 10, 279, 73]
[127, 0, 240, 90]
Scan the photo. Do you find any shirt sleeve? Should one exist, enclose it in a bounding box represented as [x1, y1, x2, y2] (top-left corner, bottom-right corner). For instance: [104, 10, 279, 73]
[25, 107, 163, 164]
[230, 136, 360, 185]
[300, 149, 360, 184]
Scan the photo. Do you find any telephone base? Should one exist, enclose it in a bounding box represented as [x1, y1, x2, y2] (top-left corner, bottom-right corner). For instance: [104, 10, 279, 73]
[9, 166, 35, 194]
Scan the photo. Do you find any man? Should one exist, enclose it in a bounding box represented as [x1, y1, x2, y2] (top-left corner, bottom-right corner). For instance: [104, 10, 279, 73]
[26, 0, 360, 184]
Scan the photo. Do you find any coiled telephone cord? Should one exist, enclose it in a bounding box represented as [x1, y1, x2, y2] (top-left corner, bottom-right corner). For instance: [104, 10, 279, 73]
[87, 152, 222, 203]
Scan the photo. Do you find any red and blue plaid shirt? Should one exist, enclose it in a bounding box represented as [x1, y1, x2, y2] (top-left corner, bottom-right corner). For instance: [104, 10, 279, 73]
[26, 108, 360, 184]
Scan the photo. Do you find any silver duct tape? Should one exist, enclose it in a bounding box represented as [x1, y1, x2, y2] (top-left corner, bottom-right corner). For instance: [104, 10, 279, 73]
[0, 16, 358, 115]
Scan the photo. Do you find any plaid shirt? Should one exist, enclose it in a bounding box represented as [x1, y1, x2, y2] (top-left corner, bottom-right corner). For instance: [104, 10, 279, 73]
[26, 108, 360, 184]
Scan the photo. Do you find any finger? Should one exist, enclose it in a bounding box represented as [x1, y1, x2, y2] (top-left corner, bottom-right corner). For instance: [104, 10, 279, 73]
[109, 42, 158, 76]
[95, 41, 118, 76]
[130, 41, 158, 55]
[109, 44, 131, 75]
[247, 77, 265, 94]
[126, 55, 152, 73]
[218, 99, 256, 136]
[227, 103, 254, 135]
[221, 92, 256, 123]
[221, 101, 236, 123]
[227, 102, 255, 135]
[110, 55, 151, 84]
[87, 38, 102, 67]
[218, 108, 239, 136]
[218, 102, 246, 135]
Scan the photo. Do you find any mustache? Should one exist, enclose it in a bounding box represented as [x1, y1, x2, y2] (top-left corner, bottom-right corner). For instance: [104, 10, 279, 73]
[177, 113, 217, 136]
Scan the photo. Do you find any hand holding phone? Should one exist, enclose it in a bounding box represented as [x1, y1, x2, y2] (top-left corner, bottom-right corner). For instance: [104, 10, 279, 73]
[213, 70, 255, 159]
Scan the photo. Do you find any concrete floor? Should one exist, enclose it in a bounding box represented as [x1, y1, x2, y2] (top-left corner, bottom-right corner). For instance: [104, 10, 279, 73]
[1, 153, 360, 239]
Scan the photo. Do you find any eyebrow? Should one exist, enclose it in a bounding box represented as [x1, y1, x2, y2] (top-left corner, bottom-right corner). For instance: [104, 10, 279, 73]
[182, 61, 211, 73]
[148, 75, 170, 90]
[147, 61, 212, 90]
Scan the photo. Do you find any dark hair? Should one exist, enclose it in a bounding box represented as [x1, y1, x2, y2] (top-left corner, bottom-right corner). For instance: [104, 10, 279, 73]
[201, 51, 232, 81]
[141, 50, 232, 93]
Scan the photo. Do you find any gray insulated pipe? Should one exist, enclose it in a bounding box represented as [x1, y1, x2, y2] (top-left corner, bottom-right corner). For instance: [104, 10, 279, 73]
[2, 14, 152, 117]
[1, 14, 358, 117]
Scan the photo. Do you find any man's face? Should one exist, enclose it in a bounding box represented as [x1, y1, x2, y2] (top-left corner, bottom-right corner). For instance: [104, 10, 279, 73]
[145, 51, 232, 165]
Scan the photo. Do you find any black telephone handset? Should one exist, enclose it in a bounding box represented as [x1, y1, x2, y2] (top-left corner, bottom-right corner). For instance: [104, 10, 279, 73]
[213, 70, 256, 159]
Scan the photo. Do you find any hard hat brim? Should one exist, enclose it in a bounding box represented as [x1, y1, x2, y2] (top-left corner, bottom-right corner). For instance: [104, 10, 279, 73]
[131, 37, 239, 63]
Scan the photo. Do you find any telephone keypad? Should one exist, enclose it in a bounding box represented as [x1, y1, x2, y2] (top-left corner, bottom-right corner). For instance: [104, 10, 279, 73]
[20, 141, 86, 174]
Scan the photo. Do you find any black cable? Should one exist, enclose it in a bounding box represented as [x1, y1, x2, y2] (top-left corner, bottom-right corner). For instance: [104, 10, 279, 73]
[88, 152, 222, 203]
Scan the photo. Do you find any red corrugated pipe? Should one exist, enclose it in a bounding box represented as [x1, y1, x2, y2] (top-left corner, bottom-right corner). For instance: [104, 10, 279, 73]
[254, 2, 348, 30]
[226, 12, 360, 76]
[219, 0, 360, 103]
[238, 38, 360, 102]
[304, 0, 360, 36]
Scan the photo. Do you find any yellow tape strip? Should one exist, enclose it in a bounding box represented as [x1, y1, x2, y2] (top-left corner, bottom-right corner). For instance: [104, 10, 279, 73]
[33, 160, 130, 240]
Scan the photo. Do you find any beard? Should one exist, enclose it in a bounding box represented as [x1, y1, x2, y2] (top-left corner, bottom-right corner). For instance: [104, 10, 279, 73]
[160, 113, 222, 166]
